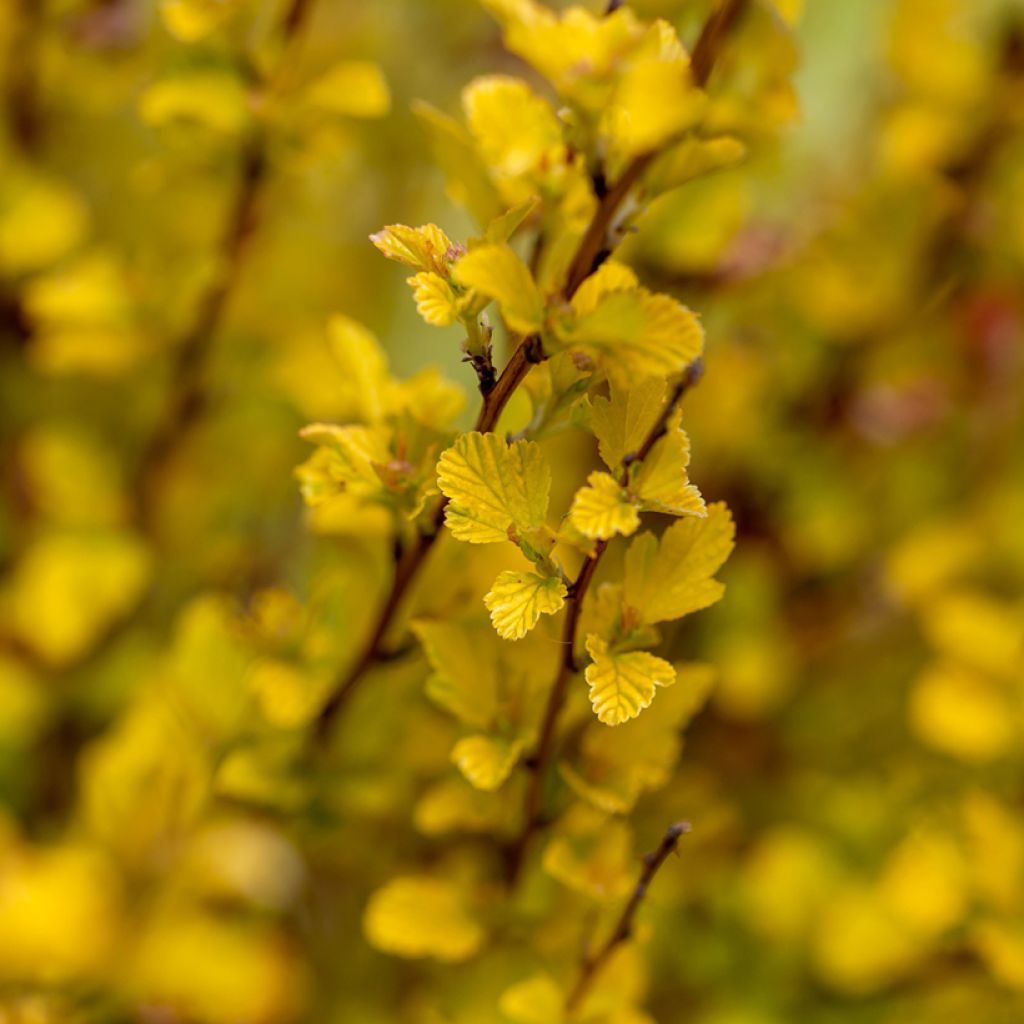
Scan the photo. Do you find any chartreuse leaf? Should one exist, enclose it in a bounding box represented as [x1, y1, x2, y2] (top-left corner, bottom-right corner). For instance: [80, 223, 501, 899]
[584, 635, 676, 725]
[451, 734, 524, 790]
[484, 570, 567, 640]
[406, 272, 459, 326]
[413, 620, 500, 729]
[499, 973, 564, 1024]
[453, 244, 544, 335]
[363, 876, 484, 962]
[623, 502, 735, 625]
[542, 804, 635, 901]
[304, 61, 391, 118]
[437, 432, 550, 544]
[569, 471, 639, 540]
[325, 315, 392, 423]
[370, 223, 453, 275]
[590, 377, 666, 469]
[630, 412, 706, 517]
[560, 285, 703, 379]
[413, 100, 505, 226]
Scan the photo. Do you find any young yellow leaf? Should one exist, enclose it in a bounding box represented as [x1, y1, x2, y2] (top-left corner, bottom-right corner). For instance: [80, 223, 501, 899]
[370, 223, 453, 275]
[571, 260, 640, 318]
[561, 287, 703, 379]
[463, 76, 564, 199]
[406, 271, 459, 327]
[569, 471, 639, 540]
[451, 734, 523, 791]
[590, 377, 666, 470]
[325, 315, 392, 423]
[623, 502, 734, 625]
[298, 423, 390, 494]
[437, 432, 550, 544]
[363, 876, 484, 962]
[452, 244, 544, 335]
[305, 60, 390, 119]
[584, 635, 676, 725]
[603, 55, 703, 161]
[631, 421, 706, 517]
[484, 570, 567, 640]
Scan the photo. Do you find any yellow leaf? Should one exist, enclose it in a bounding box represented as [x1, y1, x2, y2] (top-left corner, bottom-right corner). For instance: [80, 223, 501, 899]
[406, 271, 459, 327]
[569, 471, 639, 540]
[483, 570, 566, 640]
[908, 663, 1014, 762]
[0, 175, 88, 276]
[623, 502, 734, 624]
[305, 60, 390, 118]
[499, 973, 564, 1024]
[451, 734, 523, 791]
[324, 315, 392, 423]
[542, 804, 634, 900]
[139, 72, 250, 134]
[413, 620, 500, 729]
[590, 377, 666, 470]
[363, 876, 484, 962]
[571, 260, 640, 318]
[646, 135, 747, 196]
[453, 244, 544, 335]
[437, 432, 550, 544]
[298, 423, 391, 496]
[370, 222, 454, 275]
[2, 530, 152, 667]
[603, 55, 703, 162]
[160, 0, 241, 40]
[560, 287, 703, 379]
[584, 635, 675, 725]
[630, 416, 706, 517]
[413, 100, 505, 226]
[462, 75, 564, 201]
[920, 590, 1023, 679]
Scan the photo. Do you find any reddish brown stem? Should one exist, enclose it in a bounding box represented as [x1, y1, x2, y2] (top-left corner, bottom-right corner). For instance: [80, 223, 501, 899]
[565, 821, 691, 1014]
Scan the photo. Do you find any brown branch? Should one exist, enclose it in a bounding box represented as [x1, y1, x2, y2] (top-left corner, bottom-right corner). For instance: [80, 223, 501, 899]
[506, 364, 703, 882]
[6, 0, 42, 155]
[565, 821, 691, 1015]
[691, 0, 749, 89]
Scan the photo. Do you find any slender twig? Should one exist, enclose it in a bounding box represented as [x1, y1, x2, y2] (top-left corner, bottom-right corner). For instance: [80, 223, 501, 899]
[565, 821, 692, 1015]
[506, 363, 704, 882]
[690, 0, 749, 89]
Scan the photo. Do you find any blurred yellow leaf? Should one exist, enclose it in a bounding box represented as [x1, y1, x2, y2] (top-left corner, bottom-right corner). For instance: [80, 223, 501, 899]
[451, 734, 523, 791]
[305, 61, 390, 119]
[453, 243, 544, 335]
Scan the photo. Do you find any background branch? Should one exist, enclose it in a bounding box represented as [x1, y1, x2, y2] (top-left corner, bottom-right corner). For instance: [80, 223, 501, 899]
[565, 821, 692, 1014]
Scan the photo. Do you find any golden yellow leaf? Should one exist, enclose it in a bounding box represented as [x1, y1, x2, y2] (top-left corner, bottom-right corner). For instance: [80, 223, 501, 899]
[623, 502, 734, 624]
[436, 432, 550, 544]
[483, 570, 566, 640]
[324, 315, 392, 423]
[630, 417, 706, 517]
[560, 287, 703, 379]
[451, 734, 523, 791]
[160, 0, 241, 40]
[305, 60, 390, 118]
[0, 175, 88, 276]
[452, 243, 545, 335]
[584, 635, 676, 725]
[370, 223, 453, 275]
[139, 72, 250, 135]
[499, 973, 563, 1024]
[590, 377, 666, 470]
[569, 471, 639, 540]
[363, 876, 484, 962]
[406, 271, 459, 327]
[413, 620, 500, 729]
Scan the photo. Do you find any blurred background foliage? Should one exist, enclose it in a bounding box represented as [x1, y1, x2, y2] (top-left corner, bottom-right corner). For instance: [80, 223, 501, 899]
[1, 0, 1023, 1021]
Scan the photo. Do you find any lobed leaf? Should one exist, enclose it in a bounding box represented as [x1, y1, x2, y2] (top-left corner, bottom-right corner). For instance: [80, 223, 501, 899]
[569, 471, 639, 541]
[584, 635, 676, 726]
